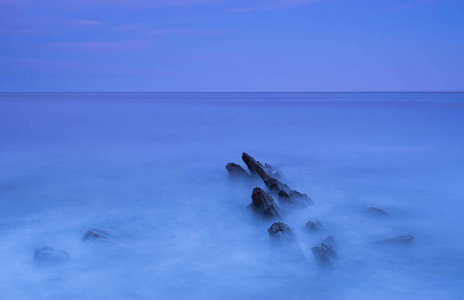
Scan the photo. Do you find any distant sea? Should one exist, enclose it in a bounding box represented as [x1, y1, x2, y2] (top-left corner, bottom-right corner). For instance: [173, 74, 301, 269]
[1, 92, 463, 299]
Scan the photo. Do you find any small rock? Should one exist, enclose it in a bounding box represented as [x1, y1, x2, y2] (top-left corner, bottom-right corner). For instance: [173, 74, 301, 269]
[305, 221, 322, 231]
[82, 228, 114, 243]
[249, 187, 280, 218]
[367, 207, 390, 217]
[321, 236, 336, 247]
[312, 237, 338, 266]
[375, 234, 414, 245]
[312, 243, 337, 266]
[268, 222, 292, 240]
[34, 247, 70, 264]
[226, 163, 250, 179]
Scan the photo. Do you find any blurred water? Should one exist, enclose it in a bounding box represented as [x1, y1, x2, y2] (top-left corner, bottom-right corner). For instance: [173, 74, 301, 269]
[0, 92, 463, 299]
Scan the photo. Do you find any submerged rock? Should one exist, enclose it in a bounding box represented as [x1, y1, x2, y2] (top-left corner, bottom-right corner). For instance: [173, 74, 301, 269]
[249, 187, 280, 218]
[311, 242, 337, 266]
[305, 220, 322, 231]
[34, 247, 70, 264]
[268, 222, 293, 240]
[82, 228, 114, 243]
[242, 153, 313, 205]
[367, 207, 390, 217]
[226, 163, 250, 179]
[375, 234, 414, 245]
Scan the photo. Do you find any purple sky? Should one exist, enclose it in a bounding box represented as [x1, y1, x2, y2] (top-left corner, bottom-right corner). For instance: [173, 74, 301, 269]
[1, 0, 463, 91]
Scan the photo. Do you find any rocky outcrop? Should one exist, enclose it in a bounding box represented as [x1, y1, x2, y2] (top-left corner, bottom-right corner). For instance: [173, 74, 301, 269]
[82, 228, 114, 243]
[375, 234, 414, 245]
[249, 187, 280, 218]
[226, 163, 250, 179]
[367, 207, 390, 217]
[305, 220, 322, 231]
[34, 247, 70, 264]
[242, 153, 313, 205]
[312, 236, 337, 266]
[268, 222, 293, 240]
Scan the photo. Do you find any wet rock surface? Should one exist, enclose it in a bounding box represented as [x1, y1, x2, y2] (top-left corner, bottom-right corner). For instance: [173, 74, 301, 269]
[375, 234, 414, 245]
[367, 207, 390, 217]
[34, 247, 70, 264]
[226, 163, 250, 178]
[268, 222, 292, 240]
[249, 187, 280, 218]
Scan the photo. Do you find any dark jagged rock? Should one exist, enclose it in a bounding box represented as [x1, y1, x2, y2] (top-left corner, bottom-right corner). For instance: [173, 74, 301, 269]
[367, 207, 391, 217]
[249, 187, 280, 218]
[82, 228, 113, 243]
[226, 163, 250, 178]
[312, 242, 337, 266]
[268, 222, 292, 240]
[305, 220, 322, 231]
[375, 234, 414, 245]
[34, 247, 70, 264]
[242, 153, 313, 205]
[278, 190, 292, 202]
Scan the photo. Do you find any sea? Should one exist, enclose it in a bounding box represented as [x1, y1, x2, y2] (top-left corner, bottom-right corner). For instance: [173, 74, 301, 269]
[0, 92, 463, 299]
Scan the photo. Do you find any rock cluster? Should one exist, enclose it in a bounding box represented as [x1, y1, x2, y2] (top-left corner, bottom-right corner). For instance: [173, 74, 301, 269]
[226, 152, 416, 268]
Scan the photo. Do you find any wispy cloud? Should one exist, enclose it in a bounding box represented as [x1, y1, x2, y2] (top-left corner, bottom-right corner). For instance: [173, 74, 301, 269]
[49, 39, 153, 53]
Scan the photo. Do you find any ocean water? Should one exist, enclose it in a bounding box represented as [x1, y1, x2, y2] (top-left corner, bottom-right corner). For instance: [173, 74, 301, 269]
[0, 92, 463, 299]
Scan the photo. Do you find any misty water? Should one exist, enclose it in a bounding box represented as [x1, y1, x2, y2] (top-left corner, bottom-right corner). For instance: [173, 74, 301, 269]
[1, 92, 463, 299]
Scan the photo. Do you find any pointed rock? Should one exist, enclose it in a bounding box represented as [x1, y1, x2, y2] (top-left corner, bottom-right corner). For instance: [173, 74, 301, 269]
[226, 163, 250, 179]
[249, 187, 280, 218]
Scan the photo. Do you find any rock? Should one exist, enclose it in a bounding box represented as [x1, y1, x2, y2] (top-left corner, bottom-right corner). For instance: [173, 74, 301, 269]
[242, 153, 313, 205]
[375, 234, 414, 245]
[288, 190, 312, 204]
[268, 222, 292, 240]
[278, 190, 292, 203]
[262, 162, 281, 177]
[321, 236, 336, 247]
[367, 207, 390, 217]
[305, 220, 322, 231]
[226, 163, 250, 179]
[249, 187, 280, 218]
[34, 247, 70, 264]
[311, 242, 337, 266]
[82, 228, 114, 243]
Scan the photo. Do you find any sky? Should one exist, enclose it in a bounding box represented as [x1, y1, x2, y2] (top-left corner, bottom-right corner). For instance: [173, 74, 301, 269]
[1, 0, 463, 92]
